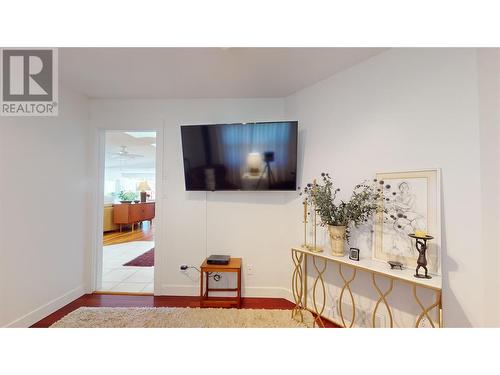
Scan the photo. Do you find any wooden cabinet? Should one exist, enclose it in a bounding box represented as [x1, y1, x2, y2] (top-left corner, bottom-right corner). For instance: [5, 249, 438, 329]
[113, 202, 155, 231]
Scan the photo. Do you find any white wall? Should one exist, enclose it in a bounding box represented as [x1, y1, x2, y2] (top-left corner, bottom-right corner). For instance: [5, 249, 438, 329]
[477, 49, 500, 327]
[89, 99, 291, 298]
[285, 49, 485, 327]
[0, 86, 90, 327]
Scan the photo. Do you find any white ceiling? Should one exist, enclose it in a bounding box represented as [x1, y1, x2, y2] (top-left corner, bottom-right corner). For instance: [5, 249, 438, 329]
[105, 131, 156, 171]
[60, 48, 387, 99]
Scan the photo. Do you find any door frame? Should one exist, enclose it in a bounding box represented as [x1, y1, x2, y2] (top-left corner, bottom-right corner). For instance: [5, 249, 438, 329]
[89, 126, 164, 294]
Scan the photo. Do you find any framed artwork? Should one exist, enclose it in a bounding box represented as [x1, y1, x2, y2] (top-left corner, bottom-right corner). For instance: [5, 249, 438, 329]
[373, 169, 441, 274]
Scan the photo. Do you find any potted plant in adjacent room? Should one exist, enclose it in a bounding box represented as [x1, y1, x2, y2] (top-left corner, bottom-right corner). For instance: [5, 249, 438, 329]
[301, 173, 380, 256]
[115, 190, 138, 203]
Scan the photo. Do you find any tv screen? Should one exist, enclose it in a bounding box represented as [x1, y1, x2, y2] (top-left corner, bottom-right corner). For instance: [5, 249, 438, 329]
[181, 121, 298, 191]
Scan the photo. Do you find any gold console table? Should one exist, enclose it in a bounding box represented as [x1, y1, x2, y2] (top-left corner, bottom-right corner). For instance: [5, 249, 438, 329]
[291, 247, 442, 328]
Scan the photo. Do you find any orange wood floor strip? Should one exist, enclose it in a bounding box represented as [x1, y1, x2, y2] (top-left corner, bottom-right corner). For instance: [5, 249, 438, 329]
[103, 221, 154, 246]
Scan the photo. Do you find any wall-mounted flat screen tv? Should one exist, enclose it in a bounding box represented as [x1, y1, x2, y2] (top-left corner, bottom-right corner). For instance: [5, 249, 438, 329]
[181, 121, 298, 191]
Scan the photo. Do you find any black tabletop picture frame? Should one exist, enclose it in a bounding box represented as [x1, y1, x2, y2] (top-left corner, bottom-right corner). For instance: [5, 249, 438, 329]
[349, 247, 360, 261]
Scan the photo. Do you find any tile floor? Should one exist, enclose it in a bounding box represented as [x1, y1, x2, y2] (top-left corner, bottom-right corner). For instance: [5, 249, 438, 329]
[101, 240, 154, 293]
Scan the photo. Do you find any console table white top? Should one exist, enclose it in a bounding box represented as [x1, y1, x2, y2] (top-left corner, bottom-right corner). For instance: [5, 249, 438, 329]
[292, 246, 442, 291]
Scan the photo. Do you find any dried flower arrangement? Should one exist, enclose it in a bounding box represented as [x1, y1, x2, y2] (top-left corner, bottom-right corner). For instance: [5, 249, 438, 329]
[300, 173, 380, 249]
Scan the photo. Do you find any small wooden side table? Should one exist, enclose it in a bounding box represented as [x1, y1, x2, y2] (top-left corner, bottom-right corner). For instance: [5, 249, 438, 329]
[200, 257, 242, 308]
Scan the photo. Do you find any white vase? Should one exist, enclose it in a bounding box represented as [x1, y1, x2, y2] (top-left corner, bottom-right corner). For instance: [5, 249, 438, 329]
[328, 225, 346, 256]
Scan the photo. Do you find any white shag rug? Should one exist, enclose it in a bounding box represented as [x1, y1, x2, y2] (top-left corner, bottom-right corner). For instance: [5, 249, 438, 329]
[50, 307, 314, 328]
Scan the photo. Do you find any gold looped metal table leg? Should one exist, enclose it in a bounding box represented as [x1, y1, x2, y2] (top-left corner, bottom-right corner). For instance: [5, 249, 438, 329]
[339, 264, 357, 328]
[312, 256, 327, 327]
[413, 284, 440, 328]
[291, 250, 305, 322]
[372, 273, 394, 328]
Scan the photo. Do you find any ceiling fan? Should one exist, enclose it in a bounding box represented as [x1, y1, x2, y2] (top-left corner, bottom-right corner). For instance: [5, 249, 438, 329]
[111, 145, 144, 159]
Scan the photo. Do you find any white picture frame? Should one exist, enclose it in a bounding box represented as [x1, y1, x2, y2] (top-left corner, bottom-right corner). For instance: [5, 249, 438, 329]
[372, 169, 441, 275]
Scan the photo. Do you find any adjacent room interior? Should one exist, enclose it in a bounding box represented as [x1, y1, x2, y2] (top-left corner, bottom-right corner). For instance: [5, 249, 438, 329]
[2, 47, 500, 329]
[100, 131, 156, 293]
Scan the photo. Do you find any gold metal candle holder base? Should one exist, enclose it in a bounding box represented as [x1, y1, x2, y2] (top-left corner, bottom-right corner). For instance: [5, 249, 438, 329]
[305, 244, 323, 253]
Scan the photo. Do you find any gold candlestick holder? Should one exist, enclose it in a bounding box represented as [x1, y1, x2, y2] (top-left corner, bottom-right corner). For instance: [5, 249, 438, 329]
[310, 179, 323, 252]
[302, 178, 322, 253]
[302, 200, 309, 249]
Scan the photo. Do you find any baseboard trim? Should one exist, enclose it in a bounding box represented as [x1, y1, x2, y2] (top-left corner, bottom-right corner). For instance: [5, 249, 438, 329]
[244, 286, 293, 301]
[160, 284, 293, 302]
[4, 285, 86, 328]
[94, 291, 153, 296]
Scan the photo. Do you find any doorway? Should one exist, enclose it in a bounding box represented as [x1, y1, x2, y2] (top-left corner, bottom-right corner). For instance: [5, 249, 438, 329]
[99, 131, 157, 293]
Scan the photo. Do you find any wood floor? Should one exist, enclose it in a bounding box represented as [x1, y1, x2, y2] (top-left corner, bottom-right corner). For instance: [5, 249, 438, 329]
[103, 221, 154, 246]
[31, 294, 338, 328]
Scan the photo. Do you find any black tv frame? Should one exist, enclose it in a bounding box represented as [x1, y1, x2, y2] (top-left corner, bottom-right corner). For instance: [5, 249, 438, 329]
[180, 120, 298, 192]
